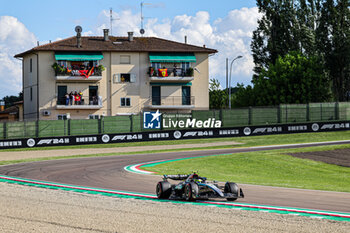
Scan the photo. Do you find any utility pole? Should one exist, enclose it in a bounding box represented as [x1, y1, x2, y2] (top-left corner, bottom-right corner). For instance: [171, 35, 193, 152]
[229, 56, 243, 109]
[226, 58, 228, 108]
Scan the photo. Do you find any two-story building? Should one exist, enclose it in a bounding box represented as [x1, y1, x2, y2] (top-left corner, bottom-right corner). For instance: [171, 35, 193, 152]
[15, 28, 217, 120]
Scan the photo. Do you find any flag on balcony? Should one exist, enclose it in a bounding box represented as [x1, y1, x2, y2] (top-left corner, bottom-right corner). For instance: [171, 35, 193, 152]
[78, 67, 94, 78]
[158, 68, 168, 77]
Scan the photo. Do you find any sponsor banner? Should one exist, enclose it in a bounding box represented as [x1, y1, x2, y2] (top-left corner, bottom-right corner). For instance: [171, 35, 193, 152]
[0, 121, 349, 149]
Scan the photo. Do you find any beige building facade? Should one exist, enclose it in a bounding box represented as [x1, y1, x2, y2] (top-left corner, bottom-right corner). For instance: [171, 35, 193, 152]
[16, 30, 217, 120]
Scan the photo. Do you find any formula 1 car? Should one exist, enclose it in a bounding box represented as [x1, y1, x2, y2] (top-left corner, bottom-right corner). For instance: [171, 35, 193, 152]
[156, 173, 244, 201]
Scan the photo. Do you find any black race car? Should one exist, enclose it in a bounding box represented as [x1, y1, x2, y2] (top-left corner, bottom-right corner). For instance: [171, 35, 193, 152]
[156, 173, 244, 201]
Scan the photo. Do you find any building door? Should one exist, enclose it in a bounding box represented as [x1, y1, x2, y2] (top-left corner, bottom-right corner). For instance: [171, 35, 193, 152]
[57, 85, 67, 105]
[152, 86, 161, 105]
[182, 86, 191, 105]
[89, 86, 98, 105]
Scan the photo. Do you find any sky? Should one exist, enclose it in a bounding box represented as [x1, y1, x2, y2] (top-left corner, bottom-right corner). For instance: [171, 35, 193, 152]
[0, 0, 260, 98]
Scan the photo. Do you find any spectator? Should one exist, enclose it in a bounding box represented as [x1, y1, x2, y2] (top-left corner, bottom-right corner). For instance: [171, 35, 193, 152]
[69, 91, 74, 105]
[74, 91, 78, 105]
[92, 96, 97, 105]
[79, 90, 83, 105]
[65, 93, 69, 106]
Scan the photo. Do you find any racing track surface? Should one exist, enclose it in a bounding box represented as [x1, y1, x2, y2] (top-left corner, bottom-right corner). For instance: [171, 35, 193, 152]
[0, 142, 350, 213]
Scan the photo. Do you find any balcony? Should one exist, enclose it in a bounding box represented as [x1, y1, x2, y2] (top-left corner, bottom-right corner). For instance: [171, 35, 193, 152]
[53, 63, 104, 82]
[148, 67, 194, 83]
[56, 96, 103, 110]
[145, 96, 195, 109]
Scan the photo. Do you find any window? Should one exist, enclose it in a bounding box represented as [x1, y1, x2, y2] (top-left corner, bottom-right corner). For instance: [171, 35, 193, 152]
[120, 97, 131, 107]
[113, 73, 136, 83]
[120, 55, 131, 64]
[30, 58, 32, 73]
[30, 87, 33, 101]
[57, 114, 68, 120]
[181, 62, 190, 71]
[121, 73, 130, 82]
[57, 61, 67, 67]
[152, 62, 161, 70]
[88, 114, 100, 119]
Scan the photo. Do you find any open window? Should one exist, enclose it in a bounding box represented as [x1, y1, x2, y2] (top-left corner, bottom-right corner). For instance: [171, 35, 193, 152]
[113, 73, 136, 83]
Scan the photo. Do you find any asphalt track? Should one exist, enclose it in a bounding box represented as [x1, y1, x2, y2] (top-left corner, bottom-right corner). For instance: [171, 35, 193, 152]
[0, 141, 349, 213]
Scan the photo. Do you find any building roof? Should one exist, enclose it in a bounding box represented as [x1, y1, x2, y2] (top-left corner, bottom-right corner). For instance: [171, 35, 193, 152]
[15, 36, 217, 57]
[0, 105, 19, 115]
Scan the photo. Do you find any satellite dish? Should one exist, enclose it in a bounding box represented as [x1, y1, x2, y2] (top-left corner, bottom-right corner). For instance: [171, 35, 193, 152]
[140, 28, 145, 35]
[75, 26, 83, 33]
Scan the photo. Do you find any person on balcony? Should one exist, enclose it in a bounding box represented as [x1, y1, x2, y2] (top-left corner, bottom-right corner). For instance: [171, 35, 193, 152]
[69, 91, 74, 105]
[65, 93, 69, 106]
[74, 91, 79, 105]
[79, 90, 83, 105]
[173, 64, 177, 77]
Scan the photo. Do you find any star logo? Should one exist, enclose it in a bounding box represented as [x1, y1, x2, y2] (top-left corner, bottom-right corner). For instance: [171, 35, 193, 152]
[150, 110, 161, 122]
[143, 110, 162, 129]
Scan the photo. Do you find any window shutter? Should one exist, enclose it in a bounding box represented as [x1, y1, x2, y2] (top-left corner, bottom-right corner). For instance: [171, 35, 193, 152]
[130, 74, 136, 83]
[113, 74, 121, 83]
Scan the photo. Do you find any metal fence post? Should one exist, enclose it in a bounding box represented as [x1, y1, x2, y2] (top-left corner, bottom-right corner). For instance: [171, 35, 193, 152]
[98, 117, 102, 134]
[67, 119, 71, 136]
[24, 121, 27, 138]
[130, 115, 133, 132]
[35, 120, 39, 138]
[248, 107, 252, 125]
[219, 109, 223, 126]
[140, 112, 143, 131]
[64, 119, 66, 136]
[306, 103, 310, 122]
[3, 122, 6, 139]
[277, 105, 281, 123]
[335, 102, 339, 120]
[320, 103, 323, 121]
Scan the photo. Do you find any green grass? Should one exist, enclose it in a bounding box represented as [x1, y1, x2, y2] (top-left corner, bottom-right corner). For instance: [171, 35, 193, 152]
[145, 144, 350, 192]
[2, 130, 350, 152]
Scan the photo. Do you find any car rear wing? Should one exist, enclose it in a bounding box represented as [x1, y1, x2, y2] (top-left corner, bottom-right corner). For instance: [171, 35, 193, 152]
[163, 174, 189, 180]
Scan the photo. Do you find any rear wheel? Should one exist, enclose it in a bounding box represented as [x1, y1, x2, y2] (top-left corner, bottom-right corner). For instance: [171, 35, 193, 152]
[184, 182, 199, 201]
[225, 182, 239, 201]
[156, 181, 172, 199]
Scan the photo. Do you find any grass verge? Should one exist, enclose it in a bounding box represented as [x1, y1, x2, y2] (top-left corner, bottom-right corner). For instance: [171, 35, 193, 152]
[145, 144, 350, 192]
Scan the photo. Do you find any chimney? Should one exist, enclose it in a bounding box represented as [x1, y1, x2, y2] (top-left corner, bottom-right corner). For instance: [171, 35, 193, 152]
[128, 32, 134, 42]
[0, 101, 4, 112]
[185, 35, 187, 44]
[203, 44, 206, 48]
[103, 29, 109, 41]
[77, 32, 81, 48]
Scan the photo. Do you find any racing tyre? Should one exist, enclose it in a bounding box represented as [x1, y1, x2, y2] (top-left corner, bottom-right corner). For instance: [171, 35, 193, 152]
[225, 182, 239, 201]
[156, 181, 172, 199]
[184, 182, 199, 201]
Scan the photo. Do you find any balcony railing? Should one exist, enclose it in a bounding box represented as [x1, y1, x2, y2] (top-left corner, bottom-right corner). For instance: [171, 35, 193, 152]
[53, 63, 104, 81]
[148, 67, 194, 82]
[56, 96, 102, 109]
[146, 96, 195, 109]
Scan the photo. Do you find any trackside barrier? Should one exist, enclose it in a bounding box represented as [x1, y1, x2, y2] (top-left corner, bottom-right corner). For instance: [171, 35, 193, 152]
[0, 121, 349, 149]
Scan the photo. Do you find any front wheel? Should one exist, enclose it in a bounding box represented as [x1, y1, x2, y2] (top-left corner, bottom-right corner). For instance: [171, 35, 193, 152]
[225, 182, 239, 201]
[184, 182, 199, 201]
[156, 181, 172, 199]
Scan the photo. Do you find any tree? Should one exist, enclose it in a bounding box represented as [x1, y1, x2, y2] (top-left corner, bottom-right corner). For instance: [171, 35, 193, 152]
[2, 92, 23, 108]
[209, 79, 228, 109]
[316, 0, 350, 101]
[251, 0, 322, 78]
[233, 52, 331, 106]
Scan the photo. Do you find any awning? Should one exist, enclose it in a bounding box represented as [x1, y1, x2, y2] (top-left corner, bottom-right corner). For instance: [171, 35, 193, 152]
[55, 52, 103, 61]
[149, 53, 196, 63]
